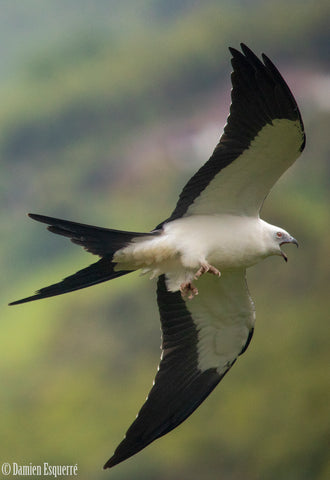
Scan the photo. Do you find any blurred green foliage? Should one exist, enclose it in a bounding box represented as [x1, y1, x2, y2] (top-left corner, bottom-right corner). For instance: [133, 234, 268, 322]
[1, 1, 329, 479]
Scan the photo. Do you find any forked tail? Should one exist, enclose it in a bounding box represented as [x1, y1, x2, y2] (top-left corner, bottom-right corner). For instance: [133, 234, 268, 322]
[9, 213, 155, 305]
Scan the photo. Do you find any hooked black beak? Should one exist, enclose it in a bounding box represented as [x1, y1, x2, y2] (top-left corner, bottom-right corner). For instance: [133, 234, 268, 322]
[280, 237, 299, 262]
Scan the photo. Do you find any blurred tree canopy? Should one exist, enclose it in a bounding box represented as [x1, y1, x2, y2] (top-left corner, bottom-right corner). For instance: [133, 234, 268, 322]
[1, 1, 329, 479]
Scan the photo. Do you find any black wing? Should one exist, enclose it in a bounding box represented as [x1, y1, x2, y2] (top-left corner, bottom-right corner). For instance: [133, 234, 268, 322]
[104, 271, 254, 469]
[159, 43, 305, 225]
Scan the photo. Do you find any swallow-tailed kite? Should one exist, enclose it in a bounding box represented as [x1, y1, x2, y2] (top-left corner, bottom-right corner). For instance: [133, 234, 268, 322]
[10, 44, 305, 469]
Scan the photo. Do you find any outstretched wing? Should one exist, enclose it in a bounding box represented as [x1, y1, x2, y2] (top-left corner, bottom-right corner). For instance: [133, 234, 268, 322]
[104, 270, 255, 469]
[162, 43, 305, 223]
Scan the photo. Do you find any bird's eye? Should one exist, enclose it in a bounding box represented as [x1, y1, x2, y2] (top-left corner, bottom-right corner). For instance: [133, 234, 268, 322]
[276, 232, 283, 238]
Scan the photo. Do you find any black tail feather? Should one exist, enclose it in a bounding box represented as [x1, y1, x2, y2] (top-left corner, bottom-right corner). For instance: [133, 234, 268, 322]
[9, 213, 155, 305]
[27, 213, 153, 257]
[9, 258, 132, 305]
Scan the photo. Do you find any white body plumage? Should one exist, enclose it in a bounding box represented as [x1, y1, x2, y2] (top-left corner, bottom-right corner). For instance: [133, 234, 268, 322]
[114, 215, 290, 291]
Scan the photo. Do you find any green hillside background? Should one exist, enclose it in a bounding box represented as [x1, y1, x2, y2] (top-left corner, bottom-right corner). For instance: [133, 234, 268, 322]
[1, 1, 329, 479]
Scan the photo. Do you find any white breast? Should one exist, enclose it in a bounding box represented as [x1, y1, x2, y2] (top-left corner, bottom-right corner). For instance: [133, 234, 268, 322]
[114, 215, 272, 291]
[163, 214, 269, 270]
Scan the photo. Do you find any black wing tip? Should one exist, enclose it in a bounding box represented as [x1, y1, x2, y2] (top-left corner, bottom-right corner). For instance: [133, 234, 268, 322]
[103, 459, 114, 470]
[229, 43, 265, 66]
[240, 42, 251, 52]
[228, 43, 253, 56]
[103, 457, 119, 470]
[229, 42, 304, 123]
[228, 45, 238, 55]
[103, 447, 137, 470]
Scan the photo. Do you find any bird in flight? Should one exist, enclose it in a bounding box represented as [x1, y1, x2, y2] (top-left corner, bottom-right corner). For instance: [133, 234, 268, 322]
[10, 44, 305, 469]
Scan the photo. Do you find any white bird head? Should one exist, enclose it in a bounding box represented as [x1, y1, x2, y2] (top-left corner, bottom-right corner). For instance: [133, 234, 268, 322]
[267, 225, 299, 262]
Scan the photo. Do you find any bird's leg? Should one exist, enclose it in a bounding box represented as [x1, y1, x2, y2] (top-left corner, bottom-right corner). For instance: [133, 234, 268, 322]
[180, 263, 221, 300]
[180, 282, 199, 300]
[194, 263, 221, 280]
